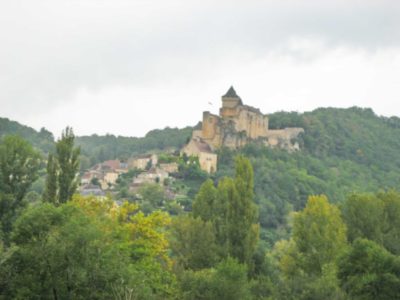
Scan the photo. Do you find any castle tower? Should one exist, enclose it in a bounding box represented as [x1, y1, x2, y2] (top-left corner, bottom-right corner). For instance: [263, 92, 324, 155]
[220, 86, 243, 118]
[202, 111, 219, 139]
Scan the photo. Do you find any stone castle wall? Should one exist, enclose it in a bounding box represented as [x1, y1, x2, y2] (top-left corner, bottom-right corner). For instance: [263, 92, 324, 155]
[234, 107, 269, 139]
[265, 128, 304, 151]
[202, 112, 219, 140]
[194, 87, 303, 151]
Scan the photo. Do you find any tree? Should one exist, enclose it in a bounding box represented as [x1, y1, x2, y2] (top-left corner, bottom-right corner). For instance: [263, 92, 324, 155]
[191, 156, 259, 266]
[227, 156, 259, 265]
[170, 215, 218, 270]
[43, 153, 58, 203]
[1, 196, 178, 299]
[138, 183, 165, 214]
[192, 179, 218, 222]
[341, 191, 400, 255]
[338, 238, 400, 300]
[212, 257, 251, 300]
[2, 203, 128, 299]
[180, 257, 250, 300]
[0, 135, 40, 239]
[277, 195, 348, 299]
[380, 191, 400, 255]
[341, 193, 385, 245]
[288, 195, 347, 276]
[193, 178, 228, 255]
[56, 127, 80, 204]
[179, 257, 250, 300]
[44, 127, 80, 205]
[0, 135, 41, 203]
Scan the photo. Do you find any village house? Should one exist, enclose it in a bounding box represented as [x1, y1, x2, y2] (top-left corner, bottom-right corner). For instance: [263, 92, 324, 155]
[80, 169, 104, 185]
[181, 138, 218, 174]
[81, 159, 128, 192]
[130, 167, 170, 192]
[128, 154, 158, 170]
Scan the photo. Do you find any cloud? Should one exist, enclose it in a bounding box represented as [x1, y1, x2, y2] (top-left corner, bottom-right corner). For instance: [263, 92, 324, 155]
[0, 0, 399, 136]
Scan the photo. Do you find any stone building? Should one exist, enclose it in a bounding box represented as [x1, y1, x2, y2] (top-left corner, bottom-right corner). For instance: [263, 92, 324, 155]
[130, 167, 170, 192]
[181, 139, 218, 173]
[182, 87, 304, 173]
[128, 154, 158, 170]
[192, 86, 304, 151]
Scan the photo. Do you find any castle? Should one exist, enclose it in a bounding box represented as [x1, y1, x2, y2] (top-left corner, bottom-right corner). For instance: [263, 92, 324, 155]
[182, 87, 304, 173]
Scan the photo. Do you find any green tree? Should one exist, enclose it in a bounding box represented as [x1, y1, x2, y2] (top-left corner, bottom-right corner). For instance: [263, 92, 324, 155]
[179, 268, 215, 300]
[192, 179, 218, 222]
[338, 238, 400, 300]
[0, 135, 41, 203]
[341, 191, 400, 255]
[227, 156, 259, 265]
[288, 195, 347, 276]
[56, 127, 80, 204]
[179, 257, 250, 300]
[44, 127, 80, 205]
[138, 183, 165, 214]
[380, 191, 400, 255]
[43, 153, 58, 203]
[1, 197, 177, 299]
[277, 195, 348, 299]
[2, 203, 128, 299]
[212, 257, 251, 300]
[170, 215, 218, 270]
[341, 193, 385, 245]
[0, 136, 40, 239]
[191, 156, 259, 266]
[192, 178, 229, 258]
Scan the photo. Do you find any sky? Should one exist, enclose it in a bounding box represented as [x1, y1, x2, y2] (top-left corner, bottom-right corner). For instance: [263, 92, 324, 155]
[1, 0, 400, 137]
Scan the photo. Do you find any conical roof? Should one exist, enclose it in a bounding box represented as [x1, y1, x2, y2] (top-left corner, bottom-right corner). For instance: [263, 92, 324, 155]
[222, 86, 240, 98]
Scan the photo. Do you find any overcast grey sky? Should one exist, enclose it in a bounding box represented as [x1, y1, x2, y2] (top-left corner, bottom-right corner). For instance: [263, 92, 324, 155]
[1, 0, 399, 137]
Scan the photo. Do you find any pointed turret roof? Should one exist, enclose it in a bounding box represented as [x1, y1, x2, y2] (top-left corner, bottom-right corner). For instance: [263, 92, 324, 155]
[223, 86, 240, 98]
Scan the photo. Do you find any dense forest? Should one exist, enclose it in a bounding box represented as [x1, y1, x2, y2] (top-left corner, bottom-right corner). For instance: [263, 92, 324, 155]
[2, 107, 400, 298]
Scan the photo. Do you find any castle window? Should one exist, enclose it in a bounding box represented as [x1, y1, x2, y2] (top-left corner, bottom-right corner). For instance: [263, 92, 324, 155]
[209, 117, 213, 123]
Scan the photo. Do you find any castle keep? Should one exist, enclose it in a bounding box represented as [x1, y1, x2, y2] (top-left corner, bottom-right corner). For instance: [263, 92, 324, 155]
[182, 87, 304, 173]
